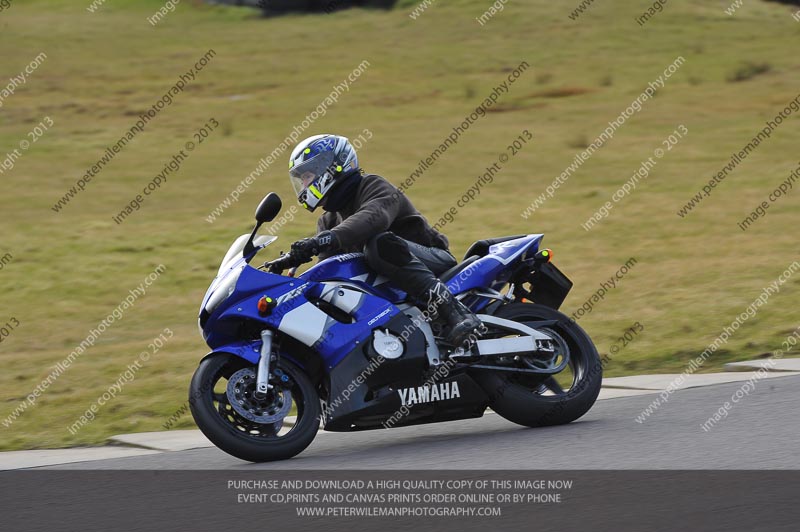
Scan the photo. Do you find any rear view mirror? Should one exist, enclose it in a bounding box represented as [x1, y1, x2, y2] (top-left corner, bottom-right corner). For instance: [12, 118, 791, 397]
[255, 193, 282, 224]
[244, 193, 283, 258]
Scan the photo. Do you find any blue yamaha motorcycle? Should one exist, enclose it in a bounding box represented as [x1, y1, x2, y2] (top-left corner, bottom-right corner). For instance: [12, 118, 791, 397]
[190, 193, 602, 462]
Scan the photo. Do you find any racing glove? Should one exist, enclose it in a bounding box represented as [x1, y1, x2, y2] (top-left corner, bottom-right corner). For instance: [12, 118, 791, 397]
[290, 230, 338, 263]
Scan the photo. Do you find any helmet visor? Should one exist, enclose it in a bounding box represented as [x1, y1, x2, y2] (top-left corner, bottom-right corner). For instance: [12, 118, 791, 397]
[289, 151, 336, 197]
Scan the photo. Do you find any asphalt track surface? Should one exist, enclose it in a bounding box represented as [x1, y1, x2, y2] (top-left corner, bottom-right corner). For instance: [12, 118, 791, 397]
[41, 375, 800, 470]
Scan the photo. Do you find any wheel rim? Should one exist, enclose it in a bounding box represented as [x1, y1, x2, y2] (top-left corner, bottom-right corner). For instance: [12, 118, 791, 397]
[482, 317, 589, 399]
[528, 325, 582, 396]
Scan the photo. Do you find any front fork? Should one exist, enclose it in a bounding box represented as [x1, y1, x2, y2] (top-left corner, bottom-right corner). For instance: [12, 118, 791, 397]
[256, 329, 273, 397]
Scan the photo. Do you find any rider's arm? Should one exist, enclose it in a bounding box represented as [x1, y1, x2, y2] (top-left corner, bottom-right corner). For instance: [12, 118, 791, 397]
[316, 215, 337, 260]
[327, 176, 401, 251]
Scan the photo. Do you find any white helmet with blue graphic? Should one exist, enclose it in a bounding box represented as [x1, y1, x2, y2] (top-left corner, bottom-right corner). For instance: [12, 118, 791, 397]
[289, 134, 359, 212]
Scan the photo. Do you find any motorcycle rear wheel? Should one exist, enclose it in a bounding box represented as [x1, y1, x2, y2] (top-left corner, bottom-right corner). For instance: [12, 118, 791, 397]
[472, 302, 602, 427]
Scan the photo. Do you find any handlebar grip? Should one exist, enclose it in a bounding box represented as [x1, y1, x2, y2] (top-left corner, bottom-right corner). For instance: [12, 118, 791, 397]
[267, 254, 292, 273]
[267, 253, 308, 273]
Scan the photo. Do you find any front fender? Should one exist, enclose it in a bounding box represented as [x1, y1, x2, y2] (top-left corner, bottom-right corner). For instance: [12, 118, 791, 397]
[201, 339, 262, 365]
[200, 339, 309, 371]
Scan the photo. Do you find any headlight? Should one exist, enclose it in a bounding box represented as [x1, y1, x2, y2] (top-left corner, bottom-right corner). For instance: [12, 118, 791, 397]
[204, 265, 244, 314]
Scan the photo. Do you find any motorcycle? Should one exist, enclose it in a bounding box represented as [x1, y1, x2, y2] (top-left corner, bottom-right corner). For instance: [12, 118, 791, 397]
[190, 193, 602, 462]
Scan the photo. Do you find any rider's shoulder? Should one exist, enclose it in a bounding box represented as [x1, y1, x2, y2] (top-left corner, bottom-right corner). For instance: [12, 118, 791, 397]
[361, 173, 398, 193]
[361, 172, 385, 183]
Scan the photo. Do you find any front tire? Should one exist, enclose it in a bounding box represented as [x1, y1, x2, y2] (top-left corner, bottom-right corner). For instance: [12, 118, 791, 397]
[472, 302, 602, 427]
[189, 353, 320, 462]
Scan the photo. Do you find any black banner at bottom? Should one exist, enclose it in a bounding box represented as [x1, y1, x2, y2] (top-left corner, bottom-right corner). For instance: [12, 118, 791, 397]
[3, 470, 798, 531]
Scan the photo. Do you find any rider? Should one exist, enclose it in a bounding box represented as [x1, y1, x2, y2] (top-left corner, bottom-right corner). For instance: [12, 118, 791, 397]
[287, 134, 482, 347]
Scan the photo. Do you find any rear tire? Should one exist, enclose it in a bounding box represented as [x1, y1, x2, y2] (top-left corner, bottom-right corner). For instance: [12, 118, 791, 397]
[189, 353, 320, 462]
[472, 302, 602, 427]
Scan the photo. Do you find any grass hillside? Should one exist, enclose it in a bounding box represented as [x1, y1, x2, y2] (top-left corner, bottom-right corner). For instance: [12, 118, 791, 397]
[1, 0, 799, 450]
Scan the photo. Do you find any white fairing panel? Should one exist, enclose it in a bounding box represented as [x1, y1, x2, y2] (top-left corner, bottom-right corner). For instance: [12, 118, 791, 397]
[320, 284, 365, 314]
[278, 302, 331, 346]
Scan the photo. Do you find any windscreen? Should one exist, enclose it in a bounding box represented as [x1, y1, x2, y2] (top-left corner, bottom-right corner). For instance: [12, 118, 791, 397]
[216, 234, 277, 276]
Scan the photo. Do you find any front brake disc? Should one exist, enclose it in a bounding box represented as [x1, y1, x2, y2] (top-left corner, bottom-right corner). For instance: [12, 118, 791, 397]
[226, 367, 292, 424]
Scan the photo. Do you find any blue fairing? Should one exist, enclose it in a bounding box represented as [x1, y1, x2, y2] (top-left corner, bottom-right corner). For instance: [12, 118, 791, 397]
[300, 253, 407, 303]
[200, 234, 542, 371]
[202, 261, 399, 369]
[445, 234, 542, 292]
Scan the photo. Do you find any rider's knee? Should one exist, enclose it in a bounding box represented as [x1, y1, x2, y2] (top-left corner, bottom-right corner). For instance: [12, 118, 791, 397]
[364, 232, 411, 269]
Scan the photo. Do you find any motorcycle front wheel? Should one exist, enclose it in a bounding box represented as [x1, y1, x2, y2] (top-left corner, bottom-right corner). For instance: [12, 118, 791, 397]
[189, 353, 320, 462]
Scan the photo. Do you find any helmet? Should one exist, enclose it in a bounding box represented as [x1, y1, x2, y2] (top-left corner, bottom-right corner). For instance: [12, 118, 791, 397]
[288, 134, 358, 212]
